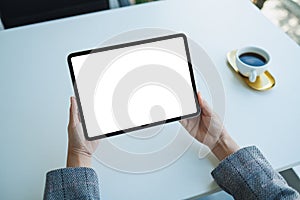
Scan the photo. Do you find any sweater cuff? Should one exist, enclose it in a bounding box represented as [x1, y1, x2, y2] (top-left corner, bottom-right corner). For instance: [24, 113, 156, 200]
[211, 146, 283, 198]
[44, 167, 99, 200]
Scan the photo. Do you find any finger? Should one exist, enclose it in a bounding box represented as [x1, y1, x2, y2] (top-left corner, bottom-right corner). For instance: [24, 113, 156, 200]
[180, 92, 202, 127]
[71, 96, 80, 123]
[69, 97, 74, 127]
[69, 96, 80, 127]
[197, 92, 212, 117]
[179, 118, 188, 127]
[179, 92, 204, 127]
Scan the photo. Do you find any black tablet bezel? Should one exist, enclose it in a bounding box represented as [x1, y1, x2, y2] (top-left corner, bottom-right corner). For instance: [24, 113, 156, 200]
[67, 33, 200, 141]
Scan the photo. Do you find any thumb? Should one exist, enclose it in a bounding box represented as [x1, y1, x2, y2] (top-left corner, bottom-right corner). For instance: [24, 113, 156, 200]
[197, 92, 212, 117]
[69, 96, 80, 127]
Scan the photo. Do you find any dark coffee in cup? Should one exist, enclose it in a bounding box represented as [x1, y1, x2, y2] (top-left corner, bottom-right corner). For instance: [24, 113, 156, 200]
[238, 52, 267, 67]
[236, 46, 271, 83]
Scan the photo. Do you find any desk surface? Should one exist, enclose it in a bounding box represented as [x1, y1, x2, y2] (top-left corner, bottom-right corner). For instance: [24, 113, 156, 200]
[1, 0, 300, 199]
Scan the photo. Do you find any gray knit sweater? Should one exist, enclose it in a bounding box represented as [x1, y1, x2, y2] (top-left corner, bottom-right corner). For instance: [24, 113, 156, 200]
[44, 146, 300, 199]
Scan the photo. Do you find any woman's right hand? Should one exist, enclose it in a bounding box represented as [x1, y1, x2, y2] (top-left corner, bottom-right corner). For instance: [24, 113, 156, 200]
[180, 92, 240, 161]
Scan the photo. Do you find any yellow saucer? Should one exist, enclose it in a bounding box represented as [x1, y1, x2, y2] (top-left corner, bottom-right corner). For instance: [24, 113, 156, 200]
[227, 50, 275, 91]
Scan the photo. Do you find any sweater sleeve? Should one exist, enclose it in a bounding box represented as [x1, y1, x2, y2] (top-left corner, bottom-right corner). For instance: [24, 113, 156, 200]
[211, 146, 300, 200]
[43, 167, 100, 200]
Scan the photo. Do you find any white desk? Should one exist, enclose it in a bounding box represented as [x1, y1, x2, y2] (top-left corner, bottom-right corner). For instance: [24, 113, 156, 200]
[1, 0, 300, 199]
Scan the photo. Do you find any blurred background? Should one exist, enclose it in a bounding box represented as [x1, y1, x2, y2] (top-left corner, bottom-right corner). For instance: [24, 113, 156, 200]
[259, 0, 300, 44]
[0, 0, 300, 44]
[1, 0, 299, 44]
[131, 0, 300, 44]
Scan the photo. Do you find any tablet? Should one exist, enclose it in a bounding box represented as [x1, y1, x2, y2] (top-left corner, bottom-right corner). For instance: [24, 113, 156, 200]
[67, 33, 200, 140]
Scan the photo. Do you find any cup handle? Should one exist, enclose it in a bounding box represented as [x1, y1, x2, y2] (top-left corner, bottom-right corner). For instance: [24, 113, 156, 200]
[249, 70, 257, 83]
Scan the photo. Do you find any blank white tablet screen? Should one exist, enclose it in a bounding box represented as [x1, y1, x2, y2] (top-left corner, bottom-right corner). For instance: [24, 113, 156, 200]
[69, 34, 199, 139]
